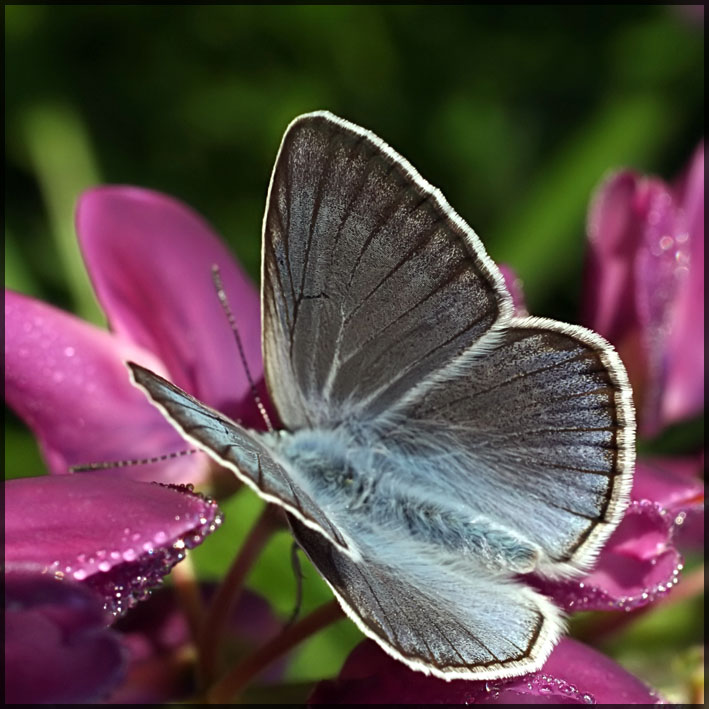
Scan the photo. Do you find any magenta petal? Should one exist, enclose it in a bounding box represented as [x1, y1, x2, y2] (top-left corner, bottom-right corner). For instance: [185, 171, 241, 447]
[5, 571, 127, 704]
[498, 264, 528, 316]
[5, 474, 222, 615]
[633, 180, 690, 435]
[106, 586, 282, 704]
[633, 458, 704, 510]
[309, 638, 662, 704]
[538, 501, 682, 612]
[661, 143, 704, 427]
[509, 637, 664, 705]
[5, 289, 205, 483]
[583, 171, 644, 345]
[582, 149, 705, 435]
[77, 186, 263, 422]
[634, 457, 704, 548]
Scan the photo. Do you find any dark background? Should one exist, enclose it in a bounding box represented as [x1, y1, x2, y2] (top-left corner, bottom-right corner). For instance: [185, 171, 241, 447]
[6, 6, 703, 315]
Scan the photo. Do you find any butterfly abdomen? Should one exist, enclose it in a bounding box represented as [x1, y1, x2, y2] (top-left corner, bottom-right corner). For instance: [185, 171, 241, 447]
[277, 428, 539, 573]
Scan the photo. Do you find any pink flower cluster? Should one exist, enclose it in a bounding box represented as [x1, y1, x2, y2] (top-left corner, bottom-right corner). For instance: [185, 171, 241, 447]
[5, 188, 267, 702]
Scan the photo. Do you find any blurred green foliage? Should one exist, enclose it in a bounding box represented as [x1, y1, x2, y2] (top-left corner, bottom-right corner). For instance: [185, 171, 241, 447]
[5, 5, 703, 701]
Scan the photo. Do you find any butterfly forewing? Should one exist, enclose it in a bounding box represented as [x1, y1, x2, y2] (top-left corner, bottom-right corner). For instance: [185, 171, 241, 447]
[128, 363, 355, 555]
[262, 111, 512, 430]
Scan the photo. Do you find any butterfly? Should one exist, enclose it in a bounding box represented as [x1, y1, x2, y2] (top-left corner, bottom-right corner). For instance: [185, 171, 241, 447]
[129, 111, 635, 680]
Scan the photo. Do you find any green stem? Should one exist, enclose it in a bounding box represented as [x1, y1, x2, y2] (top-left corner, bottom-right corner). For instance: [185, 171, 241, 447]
[197, 504, 281, 688]
[171, 553, 205, 648]
[206, 599, 344, 704]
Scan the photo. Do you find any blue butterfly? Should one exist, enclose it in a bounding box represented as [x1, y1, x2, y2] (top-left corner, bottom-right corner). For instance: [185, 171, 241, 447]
[129, 111, 635, 680]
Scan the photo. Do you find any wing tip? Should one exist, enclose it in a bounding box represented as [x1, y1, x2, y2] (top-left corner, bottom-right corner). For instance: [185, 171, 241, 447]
[125, 360, 144, 381]
[125, 360, 170, 397]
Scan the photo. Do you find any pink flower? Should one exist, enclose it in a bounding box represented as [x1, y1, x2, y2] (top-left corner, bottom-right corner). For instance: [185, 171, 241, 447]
[534, 498, 683, 613]
[5, 571, 126, 705]
[5, 186, 266, 484]
[106, 585, 283, 704]
[6, 474, 222, 614]
[582, 143, 704, 437]
[5, 472, 223, 703]
[309, 638, 665, 704]
[633, 455, 704, 549]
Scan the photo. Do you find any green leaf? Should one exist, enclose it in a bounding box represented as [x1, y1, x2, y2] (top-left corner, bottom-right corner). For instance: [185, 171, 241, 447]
[491, 94, 678, 311]
[22, 103, 104, 324]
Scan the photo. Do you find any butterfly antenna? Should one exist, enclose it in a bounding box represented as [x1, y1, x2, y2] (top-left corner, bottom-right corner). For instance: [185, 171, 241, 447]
[69, 449, 199, 472]
[211, 264, 274, 433]
[283, 541, 304, 628]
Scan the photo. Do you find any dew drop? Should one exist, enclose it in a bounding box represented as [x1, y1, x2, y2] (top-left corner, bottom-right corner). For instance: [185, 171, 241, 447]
[659, 235, 673, 250]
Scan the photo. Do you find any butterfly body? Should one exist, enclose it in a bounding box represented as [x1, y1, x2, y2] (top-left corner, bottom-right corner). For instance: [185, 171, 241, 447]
[270, 423, 540, 574]
[129, 111, 635, 680]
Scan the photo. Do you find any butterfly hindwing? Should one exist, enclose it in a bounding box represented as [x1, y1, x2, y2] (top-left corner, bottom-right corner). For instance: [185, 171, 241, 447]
[289, 516, 564, 680]
[390, 318, 635, 576]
